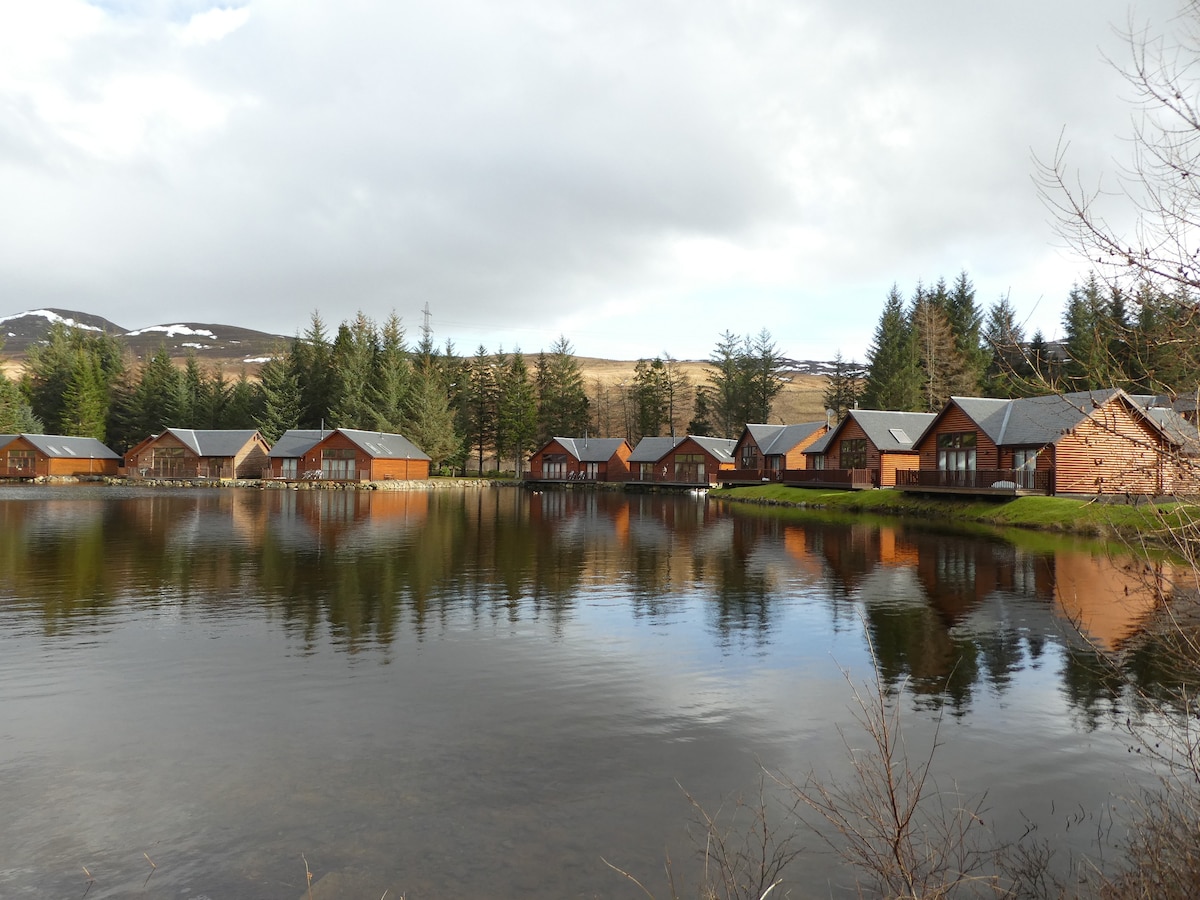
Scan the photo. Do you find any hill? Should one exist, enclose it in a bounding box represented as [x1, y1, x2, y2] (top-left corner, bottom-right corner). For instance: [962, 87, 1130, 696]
[1, 308, 833, 425]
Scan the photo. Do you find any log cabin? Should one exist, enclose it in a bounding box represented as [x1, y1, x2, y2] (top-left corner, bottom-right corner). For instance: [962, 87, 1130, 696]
[125, 428, 271, 479]
[723, 422, 828, 484]
[794, 410, 936, 489]
[527, 437, 633, 483]
[298, 429, 431, 481]
[896, 389, 1198, 496]
[0, 434, 120, 478]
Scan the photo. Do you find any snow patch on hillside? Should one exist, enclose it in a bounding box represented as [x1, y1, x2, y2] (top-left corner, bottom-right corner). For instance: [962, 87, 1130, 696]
[126, 324, 217, 338]
[0, 310, 103, 331]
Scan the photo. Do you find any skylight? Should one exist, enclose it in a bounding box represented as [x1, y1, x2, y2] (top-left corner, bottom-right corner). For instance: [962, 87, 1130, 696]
[888, 428, 910, 443]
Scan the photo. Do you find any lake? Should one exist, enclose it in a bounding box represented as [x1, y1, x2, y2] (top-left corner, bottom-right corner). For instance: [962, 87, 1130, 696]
[0, 485, 1181, 898]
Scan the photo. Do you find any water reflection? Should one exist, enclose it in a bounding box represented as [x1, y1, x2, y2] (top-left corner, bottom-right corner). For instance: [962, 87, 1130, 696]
[0, 486, 1191, 898]
[0, 486, 1184, 718]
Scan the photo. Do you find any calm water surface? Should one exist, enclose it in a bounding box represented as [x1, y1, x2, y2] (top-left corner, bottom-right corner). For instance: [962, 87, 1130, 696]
[0, 486, 1180, 898]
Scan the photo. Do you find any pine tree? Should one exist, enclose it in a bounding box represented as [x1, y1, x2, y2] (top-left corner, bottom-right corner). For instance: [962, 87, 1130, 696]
[861, 285, 921, 411]
[946, 271, 988, 394]
[371, 313, 411, 433]
[293, 312, 340, 429]
[132, 347, 185, 436]
[496, 350, 538, 476]
[61, 354, 109, 439]
[225, 369, 259, 430]
[822, 351, 865, 418]
[982, 294, 1031, 397]
[180, 352, 206, 427]
[535, 336, 590, 442]
[0, 369, 42, 433]
[745, 329, 786, 424]
[330, 312, 380, 429]
[911, 289, 968, 412]
[459, 344, 499, 474]
[255, 353, 302, 442]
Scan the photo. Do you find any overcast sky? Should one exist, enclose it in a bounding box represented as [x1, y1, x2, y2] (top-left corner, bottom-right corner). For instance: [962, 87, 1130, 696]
[0, 0, 1184, 362]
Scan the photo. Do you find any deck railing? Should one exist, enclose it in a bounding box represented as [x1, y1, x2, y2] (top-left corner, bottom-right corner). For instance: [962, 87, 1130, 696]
[783, 468, 877, 488]
[721, 468, 784, 484]
[894, 468, 1051, 493]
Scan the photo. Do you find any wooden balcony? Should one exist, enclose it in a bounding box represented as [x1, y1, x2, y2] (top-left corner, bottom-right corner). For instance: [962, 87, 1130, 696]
[894, 468, 1051, 495]
[783, 468, 877, 490]
[720, 468, 784, 485]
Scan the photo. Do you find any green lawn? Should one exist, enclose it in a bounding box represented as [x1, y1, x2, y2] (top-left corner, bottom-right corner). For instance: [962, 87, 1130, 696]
[708, 483, 1195, 542]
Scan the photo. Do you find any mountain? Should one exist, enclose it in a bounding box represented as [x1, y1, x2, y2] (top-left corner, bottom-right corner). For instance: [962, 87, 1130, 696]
[0, 308, 290, 365]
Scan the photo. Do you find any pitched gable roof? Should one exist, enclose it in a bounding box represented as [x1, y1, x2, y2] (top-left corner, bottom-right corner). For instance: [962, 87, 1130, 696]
[930, 389, 1173, 448]
[628, 436, 686, 463]
[336, 429, 431, 461]
[165, 428, 264, 457]
[807, 410, 936, 454]
[549, 437, 629, 463]
[745, 422, 827, 455]
[686, 435, 737, 463]
[16, 434, 120, 459]
[267, 429, 329, 459]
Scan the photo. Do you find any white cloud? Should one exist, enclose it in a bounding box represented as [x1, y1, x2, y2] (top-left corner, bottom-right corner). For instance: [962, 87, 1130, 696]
[176, 7, 251, 47]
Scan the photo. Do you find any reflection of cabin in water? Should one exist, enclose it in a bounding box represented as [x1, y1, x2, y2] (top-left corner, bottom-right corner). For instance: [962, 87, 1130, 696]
[0, 433, 121, 478]
[722, 422, 828, 485]
[125, 428, 270, 479]
[526, 437, 632, 483]
[796, 410, 935, 489]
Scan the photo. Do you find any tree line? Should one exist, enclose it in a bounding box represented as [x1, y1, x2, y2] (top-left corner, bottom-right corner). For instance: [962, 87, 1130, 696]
[826, 271, 1200, 416]
[0, 315, 787, 474]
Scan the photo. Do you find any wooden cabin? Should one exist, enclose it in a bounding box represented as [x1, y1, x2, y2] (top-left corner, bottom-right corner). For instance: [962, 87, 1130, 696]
[527, 437, 633, 483]
[654, 435, 736, 486]
[896, 389, 1192, 496]
[627, 436, 686, 483]
[298, 429, 431, 481]
[793, 410, 935, 489]
[724, 422, 828, 484]
[0, 434, 120, 478]
[265, 429, 330, 480]
[125, 428, 270, 479]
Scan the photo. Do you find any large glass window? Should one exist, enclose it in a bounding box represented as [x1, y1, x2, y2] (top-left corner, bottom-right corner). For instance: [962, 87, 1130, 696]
[322, 447, 357, 480]
[840, 439, 867, 470]
[740, 445, 759, 468]
[1012, 448, 1038, 488]
[937, 432, 977, 471]
[7, 449, 35, 474]
[543, 453, 568, 479]
[674, 453, 706, 483]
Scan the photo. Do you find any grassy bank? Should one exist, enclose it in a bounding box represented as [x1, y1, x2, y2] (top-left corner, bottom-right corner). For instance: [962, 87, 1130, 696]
[709, 483, 1196, 541]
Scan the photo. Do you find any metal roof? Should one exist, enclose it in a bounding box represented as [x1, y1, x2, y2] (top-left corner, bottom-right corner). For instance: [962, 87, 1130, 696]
[548, 437, 630, 463]
[845, 410, 937, 451]
[744, 422, 827, 456]
[336, 429, 432, 461]
[628, 436, 686, 463]
[164, 428, 265, 457]
[267, 429, 329, 459]
[686, 435, 737, 463]
[15, 434, 120, 459]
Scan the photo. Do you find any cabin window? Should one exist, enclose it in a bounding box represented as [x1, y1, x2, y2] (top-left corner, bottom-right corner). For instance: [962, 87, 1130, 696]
[811, 455, 825, 470]
[7, 449, 35, 473]
[543, 453, 568, 479]
[674, 453, 706, 483]
[1012, 448, 1038, 488]
[322, 447, 357, 480]
[280, 458, 298, 479]
[740, 445, 759, 468]
[151, 446, 187, 477]
[937, 432, 977, 471]
[639, 462, 656, 481]
[840, 439, 867, 470]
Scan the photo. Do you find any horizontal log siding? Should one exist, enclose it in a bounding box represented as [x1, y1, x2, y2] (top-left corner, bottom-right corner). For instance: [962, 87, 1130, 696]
[1053, 404, 1165, 494]
[530, 439, 571, 479]
[916, 405, 1000, 470]
[782, 427, 827, 470]
[369, 457, 431, 480]
[879, 452, 919, 488]
[233, 439, 269, 479]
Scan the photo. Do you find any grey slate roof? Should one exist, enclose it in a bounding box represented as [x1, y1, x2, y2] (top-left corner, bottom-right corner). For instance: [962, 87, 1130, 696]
[0, 435, 17, 451]
[687, 435, 737, 464]
[1142, 406, 1200, 455]
[745, 422, 826, 455]
[16, 434, 120, 459]
[267, 429, 329, 459]
[845, 410, 937, 452]
[944, 389, 1150, 447]
[336, 429, 431, 461]
[165, 428, 264, 457]
[803, 430, 835, 455]
[549, 437, 629, 463]
[628, 436, 686, 463]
